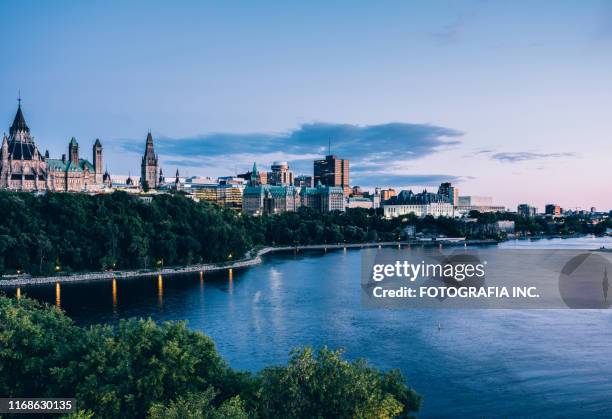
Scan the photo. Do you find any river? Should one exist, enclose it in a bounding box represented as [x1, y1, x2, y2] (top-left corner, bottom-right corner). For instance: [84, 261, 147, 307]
[5, 236, 612, 417]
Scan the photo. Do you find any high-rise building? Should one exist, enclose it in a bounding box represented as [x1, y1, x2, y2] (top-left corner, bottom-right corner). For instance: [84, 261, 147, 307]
[294, 175, 313, 188]
[545, 204, 561, 217]
[313, 155, 349, 195]
[381, 188, 396, 202]
[438, 182, 459, 205]
[518, 204, 537, 217]
[268, 161, 294, 186]
[140, 132, 159, 190]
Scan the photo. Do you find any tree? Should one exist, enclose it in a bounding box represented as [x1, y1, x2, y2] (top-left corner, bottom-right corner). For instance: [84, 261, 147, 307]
[255, 347, 421, 418]
[148, 389, 248, 419]
[0, 296, 421, 419]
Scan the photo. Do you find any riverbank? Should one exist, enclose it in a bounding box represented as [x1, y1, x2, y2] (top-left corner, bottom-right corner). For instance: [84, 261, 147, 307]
[0, 239, 498, 287]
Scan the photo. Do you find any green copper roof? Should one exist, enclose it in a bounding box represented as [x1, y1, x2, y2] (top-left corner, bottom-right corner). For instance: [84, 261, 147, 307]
[47, 158, 94, 172]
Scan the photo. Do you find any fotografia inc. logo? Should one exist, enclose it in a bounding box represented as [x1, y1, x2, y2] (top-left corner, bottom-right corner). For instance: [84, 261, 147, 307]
[366, 251, 491, 303]
[559, 252, 612, 309]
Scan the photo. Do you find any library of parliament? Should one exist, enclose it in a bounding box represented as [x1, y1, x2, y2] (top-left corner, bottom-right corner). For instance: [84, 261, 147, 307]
[0, 100, 160, 193]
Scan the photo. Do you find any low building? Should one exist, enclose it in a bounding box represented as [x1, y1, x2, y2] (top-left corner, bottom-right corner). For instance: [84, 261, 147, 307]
[383, 203, 454, 219]
[181, 176, 246, 210]
[243, 185, 300, 216]
[346, 196, 374, 209]
[381, 188, 396, 202]
[495, 220, 515, 233]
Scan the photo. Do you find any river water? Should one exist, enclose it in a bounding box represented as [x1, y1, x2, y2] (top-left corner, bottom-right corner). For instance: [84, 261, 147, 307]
[6, 237, 612, 417]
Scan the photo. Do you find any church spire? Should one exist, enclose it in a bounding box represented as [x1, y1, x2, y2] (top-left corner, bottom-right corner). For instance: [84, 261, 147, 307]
[10, 97, 30, 136]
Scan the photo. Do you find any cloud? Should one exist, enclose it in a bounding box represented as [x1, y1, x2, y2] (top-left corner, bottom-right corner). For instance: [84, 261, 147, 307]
[119, 121, 463, 175]
[491, 151, 576, 163]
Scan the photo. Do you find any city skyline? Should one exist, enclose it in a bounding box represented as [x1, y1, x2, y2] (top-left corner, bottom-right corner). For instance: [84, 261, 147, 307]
[1, 1, 611, 210]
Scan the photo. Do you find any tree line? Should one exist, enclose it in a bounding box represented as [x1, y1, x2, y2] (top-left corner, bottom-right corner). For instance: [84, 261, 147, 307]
[0, 296, 421, 418]
[0, 191, 608, 276]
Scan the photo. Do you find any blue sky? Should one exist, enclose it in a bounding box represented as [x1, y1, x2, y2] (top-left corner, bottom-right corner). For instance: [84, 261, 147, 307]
[0, 0, 611, 210]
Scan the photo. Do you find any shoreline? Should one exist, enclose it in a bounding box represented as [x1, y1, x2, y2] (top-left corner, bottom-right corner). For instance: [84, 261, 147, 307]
[0, 239, 498, 287]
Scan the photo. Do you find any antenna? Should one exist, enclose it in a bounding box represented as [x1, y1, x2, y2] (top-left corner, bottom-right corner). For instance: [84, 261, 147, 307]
[328, 138, 331, 155]
[17, 90, 21, 106]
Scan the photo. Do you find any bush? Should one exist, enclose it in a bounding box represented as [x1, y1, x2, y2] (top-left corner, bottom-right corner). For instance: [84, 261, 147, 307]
[0, 296, 420, 418]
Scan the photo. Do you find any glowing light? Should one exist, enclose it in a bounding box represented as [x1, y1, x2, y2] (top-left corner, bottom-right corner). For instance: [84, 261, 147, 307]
[55, 282, 61, 309]
[16, 287, 21, 299]
[112, 278, 117, 308]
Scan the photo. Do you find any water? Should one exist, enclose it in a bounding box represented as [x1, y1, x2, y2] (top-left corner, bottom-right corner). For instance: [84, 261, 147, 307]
[6, 237, 612, 417]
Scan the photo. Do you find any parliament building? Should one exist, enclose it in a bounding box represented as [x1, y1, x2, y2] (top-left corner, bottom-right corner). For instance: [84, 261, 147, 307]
[0, 102, 104, 192]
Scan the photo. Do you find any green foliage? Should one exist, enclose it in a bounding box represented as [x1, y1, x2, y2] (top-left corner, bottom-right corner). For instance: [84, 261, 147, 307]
[255, 347, 421, 419]
[1, 191, 606, 276]
[0, 191, 251, 275]
[0, 296, 420, 419]
[148, 389, 248, 419]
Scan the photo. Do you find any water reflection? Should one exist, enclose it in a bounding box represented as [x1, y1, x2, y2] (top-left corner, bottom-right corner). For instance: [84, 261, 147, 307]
[55, 282, 61, 308]
[16, 287, 21, 299]
[112, 278, 118, 313]
[157, 274, 163, 307]
[228, 269, 234, 294]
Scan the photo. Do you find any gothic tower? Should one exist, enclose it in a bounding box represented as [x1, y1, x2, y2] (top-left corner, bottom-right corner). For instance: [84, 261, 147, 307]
[93, 138, 103, 184]
[69, 137, 79, 164]
[140, 132, 159, 190]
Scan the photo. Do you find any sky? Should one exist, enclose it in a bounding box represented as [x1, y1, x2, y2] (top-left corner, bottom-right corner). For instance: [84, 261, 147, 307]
[0, 0, 611, 210]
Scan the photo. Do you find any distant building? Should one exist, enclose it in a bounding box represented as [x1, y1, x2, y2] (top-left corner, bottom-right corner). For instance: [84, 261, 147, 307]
[243, 185, 300, 216]
[268, 161, 294, 186]
[351, 185, 364, 197]
[294, 175, 313, 188]
[518, 204, 537, 217]
[238, 162, 267, 185]
[455, 195, 504, 214]
[110, 174, 141, 193]
[313, 154, 350, 196]
[545, 204, 562, 217]
[380, 188, 396, 202]
[346, 196, 374, 209]
[301, 183, 345, 212]
[386, 189, 449, 205]
[495, 220, 515, 233]
[182, 176, 245, 210]
[0, 101, 104, 192]
[383, 203, 454, 219]
[140, 132, 159, 190]
[458, 196, 493, 207]
[438, 182, 459, 205]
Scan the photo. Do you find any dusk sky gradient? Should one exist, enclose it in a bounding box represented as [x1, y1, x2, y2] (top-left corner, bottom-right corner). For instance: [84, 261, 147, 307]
[0, 0, 610, 210]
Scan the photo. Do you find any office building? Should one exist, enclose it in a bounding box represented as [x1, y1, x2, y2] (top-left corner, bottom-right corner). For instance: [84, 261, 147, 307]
[313, 154, 350, 195]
